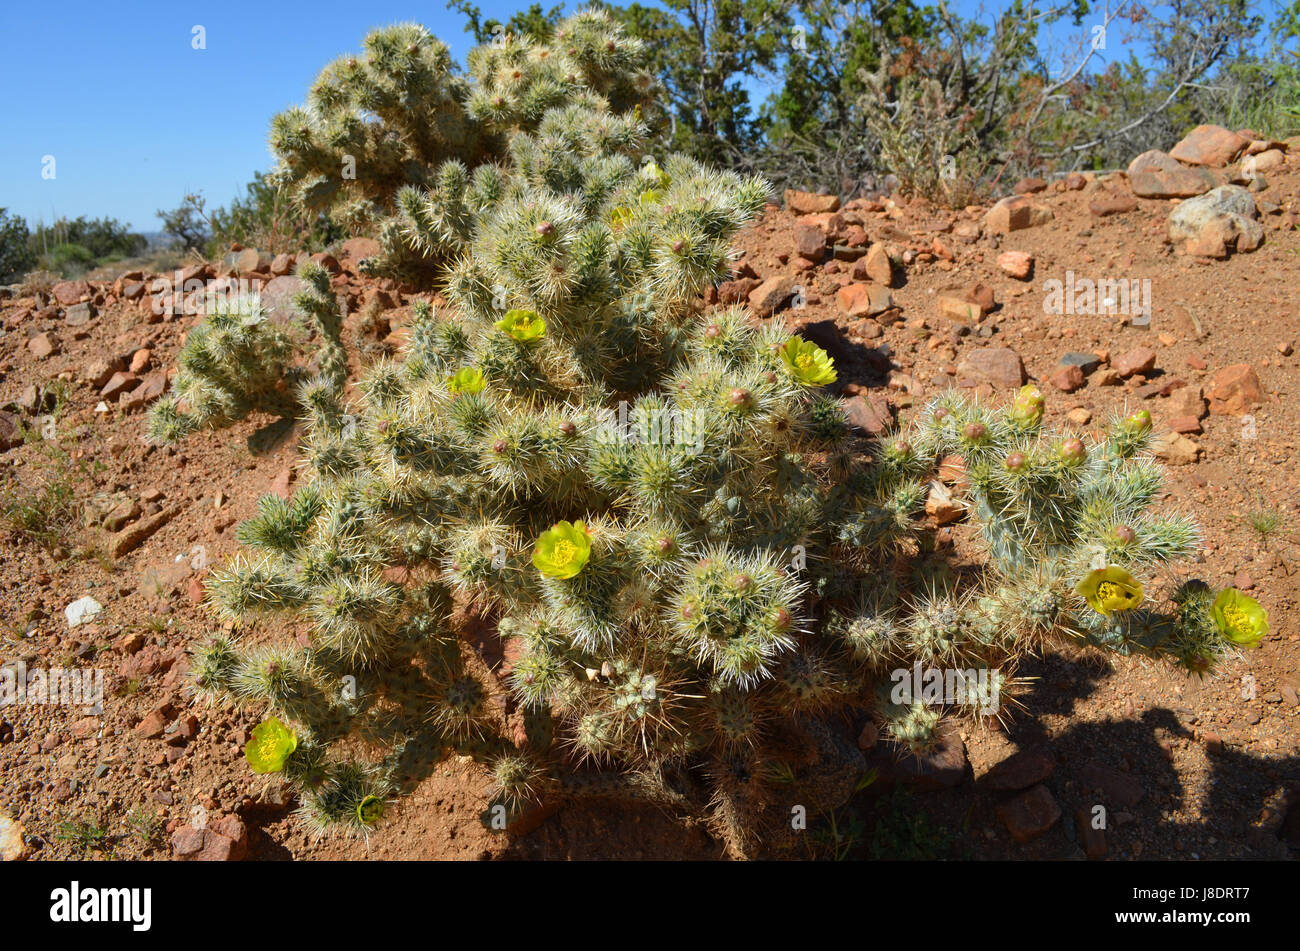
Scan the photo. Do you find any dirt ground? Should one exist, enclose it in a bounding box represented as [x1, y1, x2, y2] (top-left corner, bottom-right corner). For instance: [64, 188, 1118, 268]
[1, 145, 1297, 861]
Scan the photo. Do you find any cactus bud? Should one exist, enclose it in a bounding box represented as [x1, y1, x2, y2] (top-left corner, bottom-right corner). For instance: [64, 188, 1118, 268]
[1005, 451, 1026, 471]
[728, 387, 751, 407]
[733, 573, 752, 590]
[1125, 409, 1152, 433]
[1009, 383, 1045, 427]
[1114, 524, 1136, 543]
[558, 420, 577, 437]
[704, 324, 721, 338]
[672, 239, 685, 254]
[964, 422, 987, 442]
[657, 537, 675, 555]
[536, 221, 554, 236]
[763, 371, 777, 384]
[774, 607, 792, 630]
[492, 438, 508, 454]
[933, 407, 950, 422]
[1058, 437, 1086, 464]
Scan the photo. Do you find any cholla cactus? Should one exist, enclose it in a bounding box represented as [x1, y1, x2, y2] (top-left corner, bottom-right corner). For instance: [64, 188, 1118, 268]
[267, 8, 653, 235]
[179, 25, 1260, 859]
[147, 261, 346, 444]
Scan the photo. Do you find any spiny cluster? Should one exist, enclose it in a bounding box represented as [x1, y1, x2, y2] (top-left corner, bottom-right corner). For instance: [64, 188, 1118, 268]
[267, 8, 653, 237]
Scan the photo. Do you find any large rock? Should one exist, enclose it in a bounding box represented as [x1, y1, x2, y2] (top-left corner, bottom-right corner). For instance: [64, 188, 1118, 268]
[836, 282, 892, 318]
[0, 815, 27, 861]
[985, 196, 1053, 233]
[996, 784, 1062, 843]
[748, 275, 797, 317]
[984, 749, 1055, 791]
[784, 189, 840, 215]
[1169, 124, 1249, 167]
[258, 275, 307, 325]
[170, 815, 248, 861]
[1127, 149, 1181, 177]
[51, 280, 91, 306]
[958, 347, 1026, 387]
[1168, 185, 1261, 253]
[1128, 148, 1220, 197]
[1207, 363, 1264, 414]
[340, 237, 381, 270]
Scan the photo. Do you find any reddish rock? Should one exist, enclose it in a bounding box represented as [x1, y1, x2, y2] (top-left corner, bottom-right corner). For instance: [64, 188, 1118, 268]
[1207, 363, 1264, 414]
[717, 277, 761, 304]
[171, 816, 248, 861]
[862, 244, 894, 285]
[309, 252, 341, 273]
[1089, 192, 1139, 217]
[51, 280, 91, 306]
[1169, 415, 1203, 434]
[340, 237, 381, 269]
[997, 785, 1062, 843]
[1078, 762, 1145, 808]
[749, 276, 797, 317]
[784, 189, 840, 215]
[1113, 347, 1157, 378]
[1152, 432, 1201, 465]
[136, 708, 170, 739]
[836, 282, 892, 318]
[985, 196, 1053, 233]
[925, 481, 964, 525]
[957, 347, 1026, 387]
[1013, 177, 1048, 194]
[129, 348, 152, 374]
[936, 294, 980, 324]
[270, 253, 295, 276]
[984, 749, 1055, 791]
[28, 333, 60, 359]
[122, 373, 167, 411]
[842, 392, 894, 436]
[996, 250, 1033, 280]
[234, 248, 270, 273]
[1166, 385, 1207, 419]
[1048, 364, 1086, 392]
[1169, 124, 1249, 167]
[794, 224, 827, 260]
[100, 371, 139, 401]
[1131, 166, 1217, 199]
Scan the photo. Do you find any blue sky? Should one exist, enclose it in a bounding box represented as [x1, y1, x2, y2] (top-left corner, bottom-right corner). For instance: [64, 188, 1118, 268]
[0, 0, 1188, 232]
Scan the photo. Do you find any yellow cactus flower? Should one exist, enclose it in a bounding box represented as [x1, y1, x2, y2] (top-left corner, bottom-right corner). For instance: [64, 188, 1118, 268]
[779, 336, 837, 386]
[448, 367, 485, 395]
[356, 795, 385, 826]
[495, 308, 546, 342]
[1076, 565, 1144, 616]
[532, 520, 592, 579]
[1211, 588, 1268, 648]
[244, 717, 298, 774]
